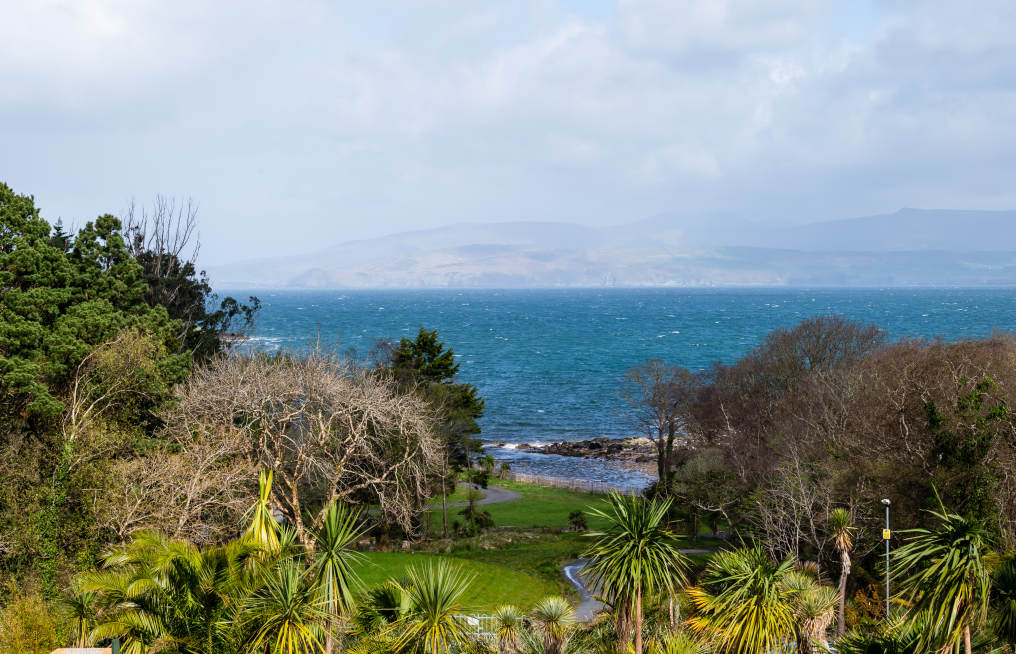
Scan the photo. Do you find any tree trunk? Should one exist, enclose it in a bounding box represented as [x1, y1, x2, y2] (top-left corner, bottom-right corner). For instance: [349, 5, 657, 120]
[964, 625, 972, 654]
[324, 623, 333, 654]
[837, 549, 851, 636]
[668, 592, 677, 633]
[616, 600, 632, 650]
[441, 459, 449, 538]
[634, 585, 643, 654]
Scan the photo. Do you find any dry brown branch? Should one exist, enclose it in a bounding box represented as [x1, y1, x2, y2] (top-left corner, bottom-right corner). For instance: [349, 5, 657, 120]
[159, 347, 442, 544]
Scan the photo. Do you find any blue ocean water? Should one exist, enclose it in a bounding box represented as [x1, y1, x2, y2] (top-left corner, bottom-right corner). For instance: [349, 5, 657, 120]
[237, 288, 1016, 485]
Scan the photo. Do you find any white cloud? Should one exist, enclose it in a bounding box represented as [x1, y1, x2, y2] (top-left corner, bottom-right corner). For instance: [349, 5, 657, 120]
[1, 0, 1015, 263]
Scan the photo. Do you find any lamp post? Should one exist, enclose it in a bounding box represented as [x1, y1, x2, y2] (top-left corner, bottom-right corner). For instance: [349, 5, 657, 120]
[881, 498, 891, 618]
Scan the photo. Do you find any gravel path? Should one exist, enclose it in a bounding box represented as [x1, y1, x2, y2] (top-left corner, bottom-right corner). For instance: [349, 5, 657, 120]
[444, 483, 523, 507]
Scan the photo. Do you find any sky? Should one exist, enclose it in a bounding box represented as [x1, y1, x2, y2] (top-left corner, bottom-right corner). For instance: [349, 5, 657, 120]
[2, 0, 1016, 266]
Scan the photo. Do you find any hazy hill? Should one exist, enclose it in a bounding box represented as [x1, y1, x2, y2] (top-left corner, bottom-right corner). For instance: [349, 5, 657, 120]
[746, 209, 1016, 252]
[208, 209, 1016, 288]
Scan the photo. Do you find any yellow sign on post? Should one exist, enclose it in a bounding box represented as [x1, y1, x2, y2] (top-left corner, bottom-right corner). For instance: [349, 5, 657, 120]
[883, 529, 891, 540]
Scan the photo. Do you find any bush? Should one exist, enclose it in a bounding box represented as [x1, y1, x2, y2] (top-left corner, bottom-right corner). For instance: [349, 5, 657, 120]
[0, 581, 63, 654]
[568, 510, 588, 532]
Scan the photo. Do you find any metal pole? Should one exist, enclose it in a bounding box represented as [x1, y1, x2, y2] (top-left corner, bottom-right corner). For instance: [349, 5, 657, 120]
[112, 638, 121, 654]
[882, 498, 891, 619]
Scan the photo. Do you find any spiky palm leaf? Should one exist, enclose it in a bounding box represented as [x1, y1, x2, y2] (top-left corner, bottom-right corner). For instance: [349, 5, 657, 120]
[584, 492, 690, 653]
[390, 560, 474, 654]
[992, 554, 1016, 646]
[893, 501, 992, 652]
[492, 604, 525, 654]
[686, 546, 797, 654]
[530, 596, 576, 654]
[242, 559, 326, 654]
[642, 631, 708, 654]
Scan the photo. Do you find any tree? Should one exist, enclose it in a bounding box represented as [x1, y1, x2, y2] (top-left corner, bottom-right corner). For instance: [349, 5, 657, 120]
[624, 360, 699, 488]
[894, 499, 993, 654]
[783, 570, 838, 654]
[310, 503, 367, 654]
[81, 530, 261, 654]
[829, 507, 857, 637]
[584, 493, 690, 654]
[243, 560, 327, 654]
[160, 347, 442, 543]
[686, 546, 797, 654]
[390, 560, 474, 654]
[492, 604, 524, 654]
[992, 554, 1016, 649]
[529, 596, 575, 654]
[122, 196, 259, 361]
[390, 327, 485, 537]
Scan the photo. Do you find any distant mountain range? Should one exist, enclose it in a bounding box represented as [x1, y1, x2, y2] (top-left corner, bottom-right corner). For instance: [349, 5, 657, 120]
[208, 209, 1016, 288]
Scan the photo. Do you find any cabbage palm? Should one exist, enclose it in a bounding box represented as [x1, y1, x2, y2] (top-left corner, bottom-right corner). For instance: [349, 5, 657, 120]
[686, 546, 797, 654]
[63, 586, 96, 648]
[310, 502, 367, 654]
[830, 507, 856, 636]
[242, 559, 326, 654]
[81, 531, 259, 654]
[584, 492, 690, 654]
[992, 554, 1016, 649]
[894, 502, 993, 654]
[244, 469, 282, 557]
[492, 604, 525, 654]
[530, 596, 576, 654]
[783, 571, 837, 654]
[391, 560, 474, 654]
[643, 631, 708, 654]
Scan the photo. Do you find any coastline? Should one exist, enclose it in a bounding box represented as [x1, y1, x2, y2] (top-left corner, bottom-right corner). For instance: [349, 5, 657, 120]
[488, 437, 658, 479]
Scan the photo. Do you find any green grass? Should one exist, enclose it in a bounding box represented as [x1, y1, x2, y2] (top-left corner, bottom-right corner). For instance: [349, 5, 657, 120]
[426, 478, 612, 531]
[426, 484, 483, 506]
[350, 552, 558, 611]
[448, 532, 589, 596]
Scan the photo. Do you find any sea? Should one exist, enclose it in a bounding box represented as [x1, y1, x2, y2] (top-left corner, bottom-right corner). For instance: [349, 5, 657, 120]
[234, 288, 1016, 487]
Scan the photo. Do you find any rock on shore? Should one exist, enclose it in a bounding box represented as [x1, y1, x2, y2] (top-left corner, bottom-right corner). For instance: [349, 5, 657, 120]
[515, 437, 657, 466]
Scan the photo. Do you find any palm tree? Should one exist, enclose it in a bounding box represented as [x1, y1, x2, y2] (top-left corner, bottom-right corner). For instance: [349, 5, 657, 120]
[992, 554, 1016, 650]
[835, 613, 925, 654]
[244, 469, 282, 557]
[492, 604, 525, 654]
[529, 597, 575, 654]
[243, 559, 326, 654]
[783, 570, 838, 654]
[310, 502, 367, 654]
[392, 560, 474, 654]
[63, 586, 96, 649]
[583, 492, 690, 654]
[81, 531, 259, 654]
[643, 632, 707, 654]
[829, 507, 856, 637]
[686, 546, 797, 654]
[894, 501, 993, 654]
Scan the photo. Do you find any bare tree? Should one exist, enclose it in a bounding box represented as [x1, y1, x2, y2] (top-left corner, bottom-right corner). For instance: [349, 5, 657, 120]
[122, 195, 200, 277]
[624, 360, 699, 487]
[160, 347, 443, 544]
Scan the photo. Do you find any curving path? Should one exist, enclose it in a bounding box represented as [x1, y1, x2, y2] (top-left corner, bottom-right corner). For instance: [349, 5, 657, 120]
[444, 482, 522, 507]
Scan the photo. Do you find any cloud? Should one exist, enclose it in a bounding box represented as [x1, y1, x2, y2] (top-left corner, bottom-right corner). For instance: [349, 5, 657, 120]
[1, 0, 1014, 264]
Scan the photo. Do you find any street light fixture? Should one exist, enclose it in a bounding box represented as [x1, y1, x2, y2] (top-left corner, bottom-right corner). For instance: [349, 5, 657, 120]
[881, 498, 891, 618]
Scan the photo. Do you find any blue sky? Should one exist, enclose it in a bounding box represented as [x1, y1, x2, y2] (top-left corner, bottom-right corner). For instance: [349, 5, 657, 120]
[1, 0, 1014, 265]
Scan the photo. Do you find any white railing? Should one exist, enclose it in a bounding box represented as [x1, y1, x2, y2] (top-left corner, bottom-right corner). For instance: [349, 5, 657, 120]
[455, 614, 497, 638]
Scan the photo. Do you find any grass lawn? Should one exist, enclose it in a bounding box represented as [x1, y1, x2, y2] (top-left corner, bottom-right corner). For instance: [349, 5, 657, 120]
[350, 552, 558, 611]
[426, 478, 613, 531]
[448, 532, 589, 596]
[426, 484, 483, 506]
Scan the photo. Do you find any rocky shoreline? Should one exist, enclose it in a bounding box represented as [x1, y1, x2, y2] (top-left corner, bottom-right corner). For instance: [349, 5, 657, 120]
[492, 437, 658, 476]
